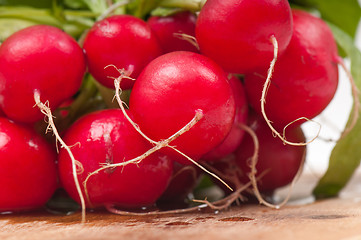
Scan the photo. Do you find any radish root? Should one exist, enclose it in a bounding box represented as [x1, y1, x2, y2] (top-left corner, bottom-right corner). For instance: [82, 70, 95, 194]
[169, 165, 199, 184]
[240, 122, 305, 209]
[84, 66, 234, 210]
[106, 66, 232, 189]
[173, 33, 200, 51]
[112, 74, 233, 191]
[83, 107, 204, 205]
[261, 36, 320, 146]
[104, 182, 252, 216]
[33, 91, 87, 223]
[103, 170, 274, 216]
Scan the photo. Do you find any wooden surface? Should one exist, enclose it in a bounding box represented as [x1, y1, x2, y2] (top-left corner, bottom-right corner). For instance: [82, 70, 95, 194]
[1, 173, 361, 240]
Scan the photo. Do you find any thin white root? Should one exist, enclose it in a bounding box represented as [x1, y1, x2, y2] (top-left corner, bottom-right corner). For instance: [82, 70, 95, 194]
[168, 146, 233, 191]
[283, 117, 321, 145]
[169, 165, 198, 184]
[335, 56, 360, 138]
[173, 33, 200, 51]
[83, 109, 204, 205]
[111, 72, 233, 191]
[33, 91, 86, 223]
[239, 123, 305, 209]
[192, 182, 251, 210]
[104, 181, 251, 216]
[112, 75, 158, 145]
[260, 36, 319, 146]
[84, 67, 234, 206]
[84, 65, 234, 209]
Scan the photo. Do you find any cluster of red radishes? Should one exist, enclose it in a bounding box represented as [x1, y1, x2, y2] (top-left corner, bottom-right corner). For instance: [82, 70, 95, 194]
[0, 0, 340, 214]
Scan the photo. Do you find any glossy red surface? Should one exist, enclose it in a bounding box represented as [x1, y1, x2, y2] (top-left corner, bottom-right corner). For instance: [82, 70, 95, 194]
[58, 109, 173, 209]
[83, 15, 162, 89]
[196, 0, 293, 74]
[148, 11, 199, 54]
[235, 113, 306, 192]
[0, 117, 57, 212]
[202, 75, 248, 161]
[244, 9, 339, 129]
[0, 25, 86, 123]
[129, 51, 235, 164]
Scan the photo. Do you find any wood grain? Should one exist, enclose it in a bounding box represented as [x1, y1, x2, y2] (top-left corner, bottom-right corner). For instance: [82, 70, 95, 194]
[1, 173, 361, 240]
[1, 197, 361, 240]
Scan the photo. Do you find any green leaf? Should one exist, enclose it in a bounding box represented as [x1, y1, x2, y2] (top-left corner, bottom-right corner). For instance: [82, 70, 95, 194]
[0, 0, 53, 8]
[290, 0, 361, 38]
[51, 0, 67, 23]
[126, 0, 162, 19]
[0, 6, 94, 39]
[0, 18, 35, 42]
[63, 0, 88, 9]
[313, 23, 361, 199]
[158, 0, 204, 12]
[0, 6, 62, 27]
[150, 7, 180, 17]
[80, 0, 108, 15]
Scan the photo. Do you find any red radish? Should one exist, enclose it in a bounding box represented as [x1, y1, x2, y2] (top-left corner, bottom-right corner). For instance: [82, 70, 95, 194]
[202, 75, 248, 161]
[0, 117, 57, 212]
[157, 162, 202, 203]
[58, 109, 173, 209]
[235, 112, 306, 194]
[244, 9, 339, 129]
[148, 11, 199, 54]
[129, 51, 236, 164]
[195, 0, 293, 74]
[83, 15, 162, 89]
[57, 99, 74, 118]
[0, 25, 85, 123]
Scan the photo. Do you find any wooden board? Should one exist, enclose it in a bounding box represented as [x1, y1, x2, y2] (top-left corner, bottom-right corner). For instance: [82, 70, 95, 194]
[1, 173, 361, 240]
[2, 197, 361, 240]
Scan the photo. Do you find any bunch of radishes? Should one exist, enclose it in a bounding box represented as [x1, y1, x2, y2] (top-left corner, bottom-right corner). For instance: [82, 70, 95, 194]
[0, 0, 358, 216]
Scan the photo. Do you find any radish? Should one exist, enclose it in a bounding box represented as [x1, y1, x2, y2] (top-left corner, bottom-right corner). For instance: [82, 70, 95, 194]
[157, 162, 202, 204]
[195, 0, 293, 74]
[57, 109, 173, 209]
[210, 111, 305, 197]
[0, 25, 85, 123]
[202, 74, 248, 161]
[129, 51, 236, 164]
[83, 15, 162, 90]
[147, 11, 199, 54]
[235, 112, 306, 194]
[244, 9, 339, 129]
[0, 117, 57, 212]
